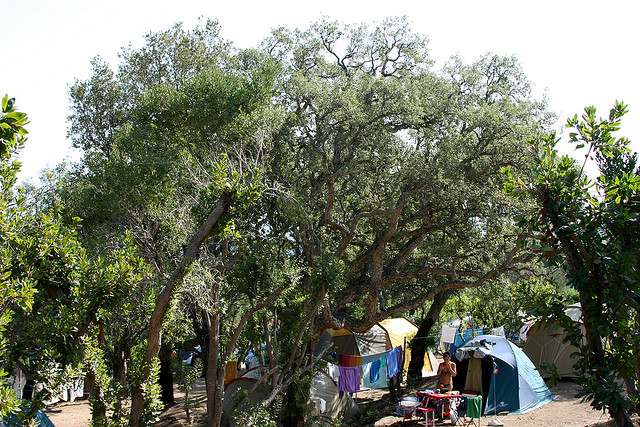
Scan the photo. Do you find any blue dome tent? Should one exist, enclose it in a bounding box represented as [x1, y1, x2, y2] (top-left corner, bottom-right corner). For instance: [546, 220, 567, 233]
[455, 335, 553, 415]
[2, 410, 55, 427]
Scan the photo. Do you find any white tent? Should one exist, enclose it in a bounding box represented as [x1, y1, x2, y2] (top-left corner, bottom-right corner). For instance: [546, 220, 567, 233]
[309, 371, 358, 425]
[223, 369, 356, 426]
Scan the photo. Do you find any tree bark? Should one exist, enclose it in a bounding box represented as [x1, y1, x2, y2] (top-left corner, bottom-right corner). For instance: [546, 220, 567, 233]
[159, 344, 175, 407]
[408, 290, 452, 381]
[281, 380, 307, 427]
[112, 345, 130, 420]
[206, 279, 224, 427]
[129, 192, 231, 427]
[86, 371, 107, 422]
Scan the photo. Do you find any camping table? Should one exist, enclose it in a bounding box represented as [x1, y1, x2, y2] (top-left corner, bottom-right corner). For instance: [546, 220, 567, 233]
[416, 391, 459, 424]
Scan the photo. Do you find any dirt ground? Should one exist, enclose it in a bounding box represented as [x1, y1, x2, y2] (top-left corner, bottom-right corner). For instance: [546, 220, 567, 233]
[370, 382, 619, 427]
[43, 380, 209, 427]
[45, 399, 91, 427]
[44, 381, 633, 426]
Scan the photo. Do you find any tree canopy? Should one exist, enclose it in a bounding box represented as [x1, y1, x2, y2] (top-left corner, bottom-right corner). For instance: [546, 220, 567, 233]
[3, 16, 639, 427]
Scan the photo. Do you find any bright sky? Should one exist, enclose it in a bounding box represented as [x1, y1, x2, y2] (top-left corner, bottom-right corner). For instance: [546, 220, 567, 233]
[3, 0, 639, 180]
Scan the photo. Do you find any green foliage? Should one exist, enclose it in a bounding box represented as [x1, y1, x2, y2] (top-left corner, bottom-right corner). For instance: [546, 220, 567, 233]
[504, 102, 640, 421]
[0, 95, 148, 423]
[0, 95, 28, 160]
[262, 16, 550, 336]
[540, 361, 560, 388]
[0, 98, 37, 418]
[59, 19, 285, 423]
[5, 16, 572, 426]
[441, 277, 576, 335]
[232, 402, 277, 427]
[344, 406, 382, 427]
[129, 346, 163, 426]
[171, 357, 202, 425]
[85, 334, 126, 427]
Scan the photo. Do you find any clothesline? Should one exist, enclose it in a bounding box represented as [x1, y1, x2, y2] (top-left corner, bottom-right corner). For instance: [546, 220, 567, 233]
[335, 346, 402, 367]
[333, 346, 404, 394]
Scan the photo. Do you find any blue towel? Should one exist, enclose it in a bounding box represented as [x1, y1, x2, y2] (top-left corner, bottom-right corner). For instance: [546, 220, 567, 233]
[363, 357, 388, 388]
[386, 347, 400, 378]
[371, 358, 381, 382]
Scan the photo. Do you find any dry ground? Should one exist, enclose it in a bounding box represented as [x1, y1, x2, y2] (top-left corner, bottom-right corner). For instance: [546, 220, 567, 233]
[44, 381, 635, 426]
[370, 382, 621, 427]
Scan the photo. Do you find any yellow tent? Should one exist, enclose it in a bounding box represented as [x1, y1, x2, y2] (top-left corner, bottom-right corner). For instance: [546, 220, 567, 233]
[378, 317, 438, 377]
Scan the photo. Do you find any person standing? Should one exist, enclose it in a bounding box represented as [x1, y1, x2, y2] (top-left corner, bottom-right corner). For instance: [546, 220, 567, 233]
[437, 352, 457, 391]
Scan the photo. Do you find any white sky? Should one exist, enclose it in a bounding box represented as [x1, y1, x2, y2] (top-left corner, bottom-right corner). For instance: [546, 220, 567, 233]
[3, 0, 639, 180]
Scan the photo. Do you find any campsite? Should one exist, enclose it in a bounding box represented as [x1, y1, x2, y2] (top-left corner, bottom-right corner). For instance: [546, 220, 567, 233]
[2, 1, 640, 426]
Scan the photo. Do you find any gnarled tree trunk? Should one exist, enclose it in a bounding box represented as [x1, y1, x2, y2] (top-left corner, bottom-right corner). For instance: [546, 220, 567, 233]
[159, 344, 175, 407]
[408, 290, 452, 381]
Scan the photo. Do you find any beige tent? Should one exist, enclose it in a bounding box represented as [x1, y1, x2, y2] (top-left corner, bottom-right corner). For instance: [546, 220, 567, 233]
[522, 304, 584, 378]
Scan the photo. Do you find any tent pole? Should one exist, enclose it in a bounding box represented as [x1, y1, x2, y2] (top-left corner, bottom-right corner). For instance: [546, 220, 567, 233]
[487, 356, 503, 426]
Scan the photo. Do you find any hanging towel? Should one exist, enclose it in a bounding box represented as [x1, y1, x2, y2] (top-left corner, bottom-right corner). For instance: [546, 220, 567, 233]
[338, 354, 362, 367]
[386, 347, 400, 378]
[338, 366, 361, 393]
[396, 347, 404, 382]
[466, 395, 483, 418]
[370, 358, 381, 383]
[363, 357, 388, 388]
[328, 363, 340, 383]
[464, 358, 483, 393]
[441, 326, 457, 344]
[361, 352, 385, 364]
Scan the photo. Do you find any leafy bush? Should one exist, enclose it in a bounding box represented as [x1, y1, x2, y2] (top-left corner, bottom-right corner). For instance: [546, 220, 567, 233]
[171, 356, 203, 425]
[233, 402, 277, 427]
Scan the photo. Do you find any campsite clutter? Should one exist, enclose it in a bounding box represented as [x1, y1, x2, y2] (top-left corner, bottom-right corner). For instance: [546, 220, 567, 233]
[219, 316, 559, 425]
[315, 317, 440, 393]
[223, 318, 435, 425]
[377, 319, 556, 425]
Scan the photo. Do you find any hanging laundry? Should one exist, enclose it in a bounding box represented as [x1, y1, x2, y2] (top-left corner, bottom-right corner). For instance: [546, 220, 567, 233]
[491, 326, 505, 337]
[338, 366, 361, 393]
[338, 354, 362, 367]
[328, 363, 340, 383]
[370, 358, 382, 383]
[363, 357, 388, 388]
[441, 326, 457, 344]
[396, 346, 404, 382]
[386, 347, 401, 378]
[361, 352, 383, 364]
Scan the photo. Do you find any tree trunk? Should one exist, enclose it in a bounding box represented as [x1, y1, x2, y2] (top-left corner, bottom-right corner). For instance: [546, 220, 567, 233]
[281, 380, 307, 427]
[408, 290, 452, 381]
[129, 193, 231, 427]
[206, 283, 224, 427]
[86, 371, 107, 422]
[159, 344, 175, 407]
[112, 345, 129, 420]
